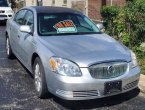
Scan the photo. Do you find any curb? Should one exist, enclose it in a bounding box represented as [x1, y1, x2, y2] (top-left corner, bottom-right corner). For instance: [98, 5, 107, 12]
[139, 74, 145, 93]
[139, 86, 145, 94]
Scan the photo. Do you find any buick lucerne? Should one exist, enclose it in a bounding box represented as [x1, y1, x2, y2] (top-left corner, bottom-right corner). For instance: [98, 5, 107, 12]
[5, 6, 140, 100]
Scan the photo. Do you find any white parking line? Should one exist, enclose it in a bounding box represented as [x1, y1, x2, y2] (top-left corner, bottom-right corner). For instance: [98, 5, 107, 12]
[0, 51, 6, 52]
[48, 99, 62, 110]
[0, 58, 7, 60]
[0, 68, 22, 73]
[0, 68, 11, 72]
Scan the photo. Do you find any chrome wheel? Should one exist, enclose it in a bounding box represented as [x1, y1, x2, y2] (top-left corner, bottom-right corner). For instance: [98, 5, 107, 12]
[6, 38, 10, 55]
[34, 63, 42, 92]
[33, 57, 49, 98]
[5, 37, 14, 59]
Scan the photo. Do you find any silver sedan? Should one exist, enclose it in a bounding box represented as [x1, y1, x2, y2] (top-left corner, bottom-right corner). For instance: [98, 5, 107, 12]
[5, 6, 140, 100]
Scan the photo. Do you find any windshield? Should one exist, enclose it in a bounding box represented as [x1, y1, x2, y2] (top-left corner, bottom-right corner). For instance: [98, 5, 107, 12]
[38, 13, 100, 36]
[0, 0, 9, 7]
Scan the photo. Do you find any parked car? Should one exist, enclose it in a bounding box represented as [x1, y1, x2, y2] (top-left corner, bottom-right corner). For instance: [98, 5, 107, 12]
[5, 6, 140, 100]
[0, 0, 13, 23]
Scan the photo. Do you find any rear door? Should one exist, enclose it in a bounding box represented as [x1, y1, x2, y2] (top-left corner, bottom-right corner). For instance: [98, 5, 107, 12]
[10, 9, 27, 56]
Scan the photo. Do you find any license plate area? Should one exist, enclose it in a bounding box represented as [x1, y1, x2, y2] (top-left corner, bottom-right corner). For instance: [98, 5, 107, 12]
[0, 18, 6, 20]
[104, 80, 122, 95]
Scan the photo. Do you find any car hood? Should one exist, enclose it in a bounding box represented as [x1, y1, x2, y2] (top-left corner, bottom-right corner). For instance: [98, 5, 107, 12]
[39, 34, 131, 67]
[0, 7, 12, 10]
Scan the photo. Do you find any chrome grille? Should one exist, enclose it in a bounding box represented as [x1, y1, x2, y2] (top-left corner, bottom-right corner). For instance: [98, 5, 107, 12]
[89, 62, 128, 79]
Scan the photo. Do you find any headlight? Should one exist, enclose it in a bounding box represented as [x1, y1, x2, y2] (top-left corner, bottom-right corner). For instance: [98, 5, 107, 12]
[130, 51, 138, 68]
[6, 10, 13, 13]
[49, 57, 82, 77]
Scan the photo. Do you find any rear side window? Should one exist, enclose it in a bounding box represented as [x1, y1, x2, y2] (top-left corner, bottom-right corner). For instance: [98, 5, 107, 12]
[14, 10, 27, 25]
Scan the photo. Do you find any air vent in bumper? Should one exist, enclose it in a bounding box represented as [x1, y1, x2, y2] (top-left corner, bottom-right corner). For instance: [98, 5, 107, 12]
[123, 80, 139, 90]
[73, 90, 99, 97]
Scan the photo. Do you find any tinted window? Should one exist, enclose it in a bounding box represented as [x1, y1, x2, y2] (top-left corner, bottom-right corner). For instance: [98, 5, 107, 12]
[14, 10, 27, 25]
[0, 0, 8, 7]
[38, 13, 100, 36]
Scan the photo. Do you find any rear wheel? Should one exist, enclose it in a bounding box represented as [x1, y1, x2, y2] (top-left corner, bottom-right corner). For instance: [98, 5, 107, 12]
[33, 57, 49, 98]
[6, 37, 14, 59]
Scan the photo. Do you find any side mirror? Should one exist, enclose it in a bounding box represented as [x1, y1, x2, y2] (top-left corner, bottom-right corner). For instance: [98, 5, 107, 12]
[20, 25, 31, 33]
[96, 23, 105, 32]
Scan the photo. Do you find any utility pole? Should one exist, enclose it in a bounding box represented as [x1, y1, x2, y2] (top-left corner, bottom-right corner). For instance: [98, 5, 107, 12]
[111, 0, 113, 6]
[85, 0, 88, 16]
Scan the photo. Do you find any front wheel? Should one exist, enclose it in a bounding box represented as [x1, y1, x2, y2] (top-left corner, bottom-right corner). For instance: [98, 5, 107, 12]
[33, 57, 49, 98]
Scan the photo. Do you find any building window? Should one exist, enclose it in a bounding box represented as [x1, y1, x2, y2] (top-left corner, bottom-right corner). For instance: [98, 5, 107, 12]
[37, 0, 43, 6]
[52, 0, 55, 6]
[102, 0, 106, 6]
[63, 0, 67, 6]
[63, 0, 67, 4]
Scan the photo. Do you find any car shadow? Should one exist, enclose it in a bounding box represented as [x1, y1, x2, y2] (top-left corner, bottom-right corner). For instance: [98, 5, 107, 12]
[16, 59, 34, 79]
[53, 88, 140, 110]
[0, 22, 6, 26]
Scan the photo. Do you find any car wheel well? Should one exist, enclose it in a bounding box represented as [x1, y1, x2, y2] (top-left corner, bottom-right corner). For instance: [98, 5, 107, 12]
[31, 53, 39, 67]
[5, 31, 8, 38]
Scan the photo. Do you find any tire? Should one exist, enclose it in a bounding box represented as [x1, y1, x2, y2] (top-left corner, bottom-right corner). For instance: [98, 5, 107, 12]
[33, 57, 49, 98]
[6, 37, 14, 59]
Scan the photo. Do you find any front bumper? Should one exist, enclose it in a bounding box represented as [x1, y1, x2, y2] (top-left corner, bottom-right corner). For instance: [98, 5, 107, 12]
[47, 66, 140, 100]
[0, 13, 13, 21]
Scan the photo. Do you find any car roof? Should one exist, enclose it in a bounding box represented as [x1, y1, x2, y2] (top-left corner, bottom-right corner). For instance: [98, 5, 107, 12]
[30, 6, 83, 15]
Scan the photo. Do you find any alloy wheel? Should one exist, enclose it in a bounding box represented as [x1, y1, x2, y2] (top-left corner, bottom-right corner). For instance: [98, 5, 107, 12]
[34, 63, 42, 92]
[6, 38, 10, 55]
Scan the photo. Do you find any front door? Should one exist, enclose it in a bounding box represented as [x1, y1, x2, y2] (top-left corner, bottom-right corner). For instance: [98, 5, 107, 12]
[10, 9, 27, 56]
[17, 10, 34, 65]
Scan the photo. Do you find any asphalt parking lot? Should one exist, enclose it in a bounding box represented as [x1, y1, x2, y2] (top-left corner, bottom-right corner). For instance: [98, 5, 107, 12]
[0, 25, 145, 110]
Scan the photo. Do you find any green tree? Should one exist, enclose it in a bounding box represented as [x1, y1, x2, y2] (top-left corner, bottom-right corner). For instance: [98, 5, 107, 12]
[101, 0, 145, 50]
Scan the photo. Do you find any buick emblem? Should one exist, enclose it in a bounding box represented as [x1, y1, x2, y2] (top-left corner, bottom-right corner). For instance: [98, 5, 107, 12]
[107, 66, 115, 74]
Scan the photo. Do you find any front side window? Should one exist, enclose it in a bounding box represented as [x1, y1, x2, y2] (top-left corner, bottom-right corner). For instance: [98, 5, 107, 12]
[23, 11, 33, 26]
[23, 11, 34, 31]
[38, 13, 100, 36]
[14, 10, 27, 25]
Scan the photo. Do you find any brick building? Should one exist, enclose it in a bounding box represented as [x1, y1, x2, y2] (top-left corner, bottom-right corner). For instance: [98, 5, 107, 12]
[24, 0, 72, 8]
[87, 0, 126, 22]
[14, 0, 126, 21]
